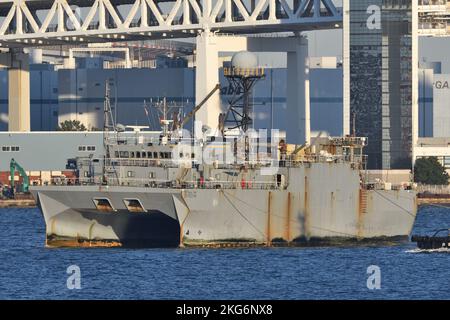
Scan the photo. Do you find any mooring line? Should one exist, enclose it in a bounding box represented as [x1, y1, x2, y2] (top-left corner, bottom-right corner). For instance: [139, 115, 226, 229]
[222, 190, 358, 238]
[373, 190, 416, 218]
[221, 190, 266, 237]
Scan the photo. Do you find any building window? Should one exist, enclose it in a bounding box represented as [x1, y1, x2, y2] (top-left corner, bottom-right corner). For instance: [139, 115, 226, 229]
[78, 145, 96, 152]
[1, 146, 20, 152]
[444, 157, 450, 168]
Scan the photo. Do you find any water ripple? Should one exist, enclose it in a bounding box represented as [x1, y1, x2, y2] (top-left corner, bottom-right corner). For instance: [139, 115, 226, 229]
[0, 206, 449, 299]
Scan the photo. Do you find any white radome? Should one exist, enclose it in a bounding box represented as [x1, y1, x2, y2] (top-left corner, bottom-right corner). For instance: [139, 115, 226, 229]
[231, 51, 258, 69]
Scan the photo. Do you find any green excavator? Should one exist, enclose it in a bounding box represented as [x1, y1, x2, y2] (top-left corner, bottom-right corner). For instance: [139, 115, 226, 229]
[10, 158, 29, 196]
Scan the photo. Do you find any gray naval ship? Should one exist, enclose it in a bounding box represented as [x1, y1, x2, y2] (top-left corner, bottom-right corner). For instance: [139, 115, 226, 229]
[30, 53, 417, 248]
[30, 128, 417, 248]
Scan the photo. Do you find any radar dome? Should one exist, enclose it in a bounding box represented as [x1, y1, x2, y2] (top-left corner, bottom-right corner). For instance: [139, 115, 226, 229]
[231, 51, 258, 69]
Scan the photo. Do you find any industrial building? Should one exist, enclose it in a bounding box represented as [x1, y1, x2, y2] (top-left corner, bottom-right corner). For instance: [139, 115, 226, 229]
[0, 55, 344, 136]
[344, 0, 416, 170]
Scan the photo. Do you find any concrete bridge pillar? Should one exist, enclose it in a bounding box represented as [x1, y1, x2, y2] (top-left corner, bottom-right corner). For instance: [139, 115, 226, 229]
[287, 36, 310, 145]
[195, 29, 221, 136]
[0, 49, 30, 132]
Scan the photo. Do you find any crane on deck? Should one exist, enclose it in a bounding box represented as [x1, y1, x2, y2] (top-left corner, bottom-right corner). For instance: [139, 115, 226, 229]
[174, 84, 221, 130]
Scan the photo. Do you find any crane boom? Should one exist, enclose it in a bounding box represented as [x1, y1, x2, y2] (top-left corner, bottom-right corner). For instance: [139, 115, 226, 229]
[178, 84, 221, 129]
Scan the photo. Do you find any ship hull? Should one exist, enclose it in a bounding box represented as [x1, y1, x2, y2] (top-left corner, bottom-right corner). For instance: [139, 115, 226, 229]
[31, 167, 417, 248]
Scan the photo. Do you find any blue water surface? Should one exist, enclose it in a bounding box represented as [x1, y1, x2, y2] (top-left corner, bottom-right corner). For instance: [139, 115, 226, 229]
[0, 205, 448, 300]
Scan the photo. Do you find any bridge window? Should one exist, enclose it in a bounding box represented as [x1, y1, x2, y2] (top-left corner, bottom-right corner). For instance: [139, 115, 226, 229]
[123, 199, 146, 213]
[93, 198, 115, 212]
[119, 151, 129, 158]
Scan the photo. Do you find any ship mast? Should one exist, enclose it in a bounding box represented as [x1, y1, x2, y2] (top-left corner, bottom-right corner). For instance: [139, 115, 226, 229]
[102, 79, 116, 184]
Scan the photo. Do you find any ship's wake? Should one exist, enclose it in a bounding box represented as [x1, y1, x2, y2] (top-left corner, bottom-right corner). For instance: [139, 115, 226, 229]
[405, 248, 450, 254]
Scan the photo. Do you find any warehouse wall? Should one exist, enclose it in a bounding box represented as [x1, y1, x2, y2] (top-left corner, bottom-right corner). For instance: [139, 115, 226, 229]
[0, 64, 59, 131]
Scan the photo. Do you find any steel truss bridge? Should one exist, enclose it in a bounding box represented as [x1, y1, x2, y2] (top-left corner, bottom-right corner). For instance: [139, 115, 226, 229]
[0, 0, 342, 47]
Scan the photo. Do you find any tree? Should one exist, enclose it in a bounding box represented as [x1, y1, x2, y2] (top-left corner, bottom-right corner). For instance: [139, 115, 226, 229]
[57, 120, 87, 132]
[414, 157, 449, 185]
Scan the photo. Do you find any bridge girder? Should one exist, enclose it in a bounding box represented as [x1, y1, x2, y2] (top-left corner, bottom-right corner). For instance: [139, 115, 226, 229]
[0, 0, 342, 47]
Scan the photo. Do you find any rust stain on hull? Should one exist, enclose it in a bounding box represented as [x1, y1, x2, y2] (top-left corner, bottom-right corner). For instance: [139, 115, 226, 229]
[267, 191, 272, 246]
[358, 189, 368, 238]
[304, 176, 310, 239]
[182, 236, 410, 248]
[46, 237, 122, 248]
[286, 192, 291, 242]
[183, 241, 267, 248]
